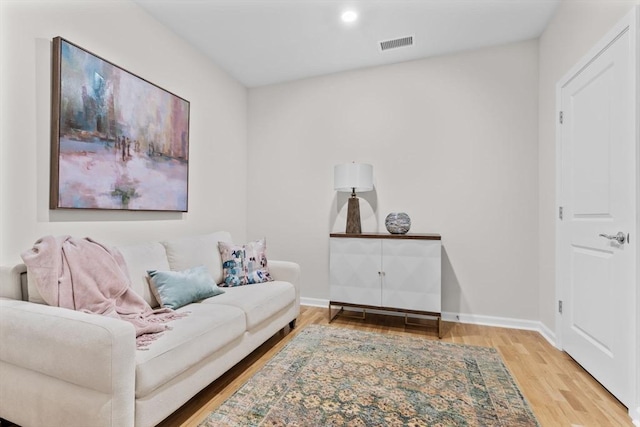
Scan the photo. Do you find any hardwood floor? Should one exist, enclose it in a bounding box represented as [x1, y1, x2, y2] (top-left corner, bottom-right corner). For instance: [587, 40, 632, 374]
[157, 306, 633, 427]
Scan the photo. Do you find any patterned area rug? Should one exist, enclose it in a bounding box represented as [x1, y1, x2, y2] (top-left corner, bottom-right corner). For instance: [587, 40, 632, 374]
[200, 325, 539, 427]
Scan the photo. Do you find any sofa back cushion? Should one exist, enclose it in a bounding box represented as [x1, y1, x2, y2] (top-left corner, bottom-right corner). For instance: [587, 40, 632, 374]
[161, 231, 232, 285]
[117, 242, 170, 307]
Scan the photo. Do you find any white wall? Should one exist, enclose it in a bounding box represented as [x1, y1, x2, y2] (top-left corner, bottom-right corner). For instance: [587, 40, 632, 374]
[248, 40, 540, 321]
[5, 0, 634, 331]
[537, 0, 639, 333]
[0, 0, 248, 265]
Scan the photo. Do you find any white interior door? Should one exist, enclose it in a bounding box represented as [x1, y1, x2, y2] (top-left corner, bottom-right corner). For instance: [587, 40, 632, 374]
[558, 21, 637, 410]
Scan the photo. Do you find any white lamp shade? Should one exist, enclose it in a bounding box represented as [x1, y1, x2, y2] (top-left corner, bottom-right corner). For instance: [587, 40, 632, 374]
[334, 163, 373, 192]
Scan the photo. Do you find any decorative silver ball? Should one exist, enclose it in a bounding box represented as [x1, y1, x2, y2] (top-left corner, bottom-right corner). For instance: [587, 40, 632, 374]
[385, 212, 411, 234]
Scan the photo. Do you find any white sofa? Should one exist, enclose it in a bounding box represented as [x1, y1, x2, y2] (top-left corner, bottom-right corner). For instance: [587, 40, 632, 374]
[0, 231, 300, 427]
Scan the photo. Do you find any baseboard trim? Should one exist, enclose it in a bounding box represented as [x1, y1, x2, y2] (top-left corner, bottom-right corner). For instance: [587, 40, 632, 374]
[301, 298, 557, 347]
[300, 297, 328, 308]
[538, 321, 557, 348]
[442, 311, 557, 347]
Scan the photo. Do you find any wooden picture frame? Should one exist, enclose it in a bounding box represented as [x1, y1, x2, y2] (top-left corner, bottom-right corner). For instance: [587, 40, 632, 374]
[50, 37, 190, 211]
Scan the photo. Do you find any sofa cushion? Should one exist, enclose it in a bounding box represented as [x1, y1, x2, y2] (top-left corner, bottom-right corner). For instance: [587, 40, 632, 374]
[161, 231, 232, 285]
[135, 303, 245, 398]
[117, 242, 169, 308]
[201, 281, 295, 330]
[147, 266, 225, 310]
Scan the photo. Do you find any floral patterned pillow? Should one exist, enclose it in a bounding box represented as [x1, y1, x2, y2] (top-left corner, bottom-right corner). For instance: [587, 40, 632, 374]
[218, 242, 246, 287]
[218, 238, 273, 287]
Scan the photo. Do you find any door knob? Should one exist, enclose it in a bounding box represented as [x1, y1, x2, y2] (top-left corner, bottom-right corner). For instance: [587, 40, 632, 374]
[599, 231, 627, 245]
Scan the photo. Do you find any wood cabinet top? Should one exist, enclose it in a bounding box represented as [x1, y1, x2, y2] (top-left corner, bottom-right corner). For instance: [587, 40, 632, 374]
[330, 232, 441, 240]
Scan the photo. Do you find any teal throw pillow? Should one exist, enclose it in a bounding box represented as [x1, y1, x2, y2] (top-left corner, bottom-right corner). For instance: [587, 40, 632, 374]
[147, 265, 224, 309]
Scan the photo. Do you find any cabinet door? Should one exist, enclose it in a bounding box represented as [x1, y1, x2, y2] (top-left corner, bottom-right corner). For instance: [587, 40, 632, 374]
[329, 238, 381, 306]
[381, 240, 441, 312]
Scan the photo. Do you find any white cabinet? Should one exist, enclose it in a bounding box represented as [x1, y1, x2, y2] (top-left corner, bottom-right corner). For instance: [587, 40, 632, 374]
[381, 238, 441, 312]
[329, 237, 381, 307]
[329, 233, 442, 336]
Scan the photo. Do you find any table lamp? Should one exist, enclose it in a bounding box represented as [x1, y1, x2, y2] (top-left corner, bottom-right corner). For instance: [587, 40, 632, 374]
[334, 163, 373, 234]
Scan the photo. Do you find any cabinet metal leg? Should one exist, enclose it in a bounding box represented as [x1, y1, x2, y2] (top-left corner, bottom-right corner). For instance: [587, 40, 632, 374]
[328, 305, 342, 323]
[328, 304, 366, 323]
[404, 313, 442, 339]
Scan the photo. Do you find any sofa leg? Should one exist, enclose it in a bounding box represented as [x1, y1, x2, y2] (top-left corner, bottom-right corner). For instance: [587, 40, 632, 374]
[289, 319, 296, 329]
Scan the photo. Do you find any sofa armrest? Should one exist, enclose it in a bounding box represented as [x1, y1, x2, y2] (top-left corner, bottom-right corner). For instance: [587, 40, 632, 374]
[269, 260, 301, 305]
[269, 260, 300, 287]
[0, 263, 26, 300]
[0, 299, 136, 426]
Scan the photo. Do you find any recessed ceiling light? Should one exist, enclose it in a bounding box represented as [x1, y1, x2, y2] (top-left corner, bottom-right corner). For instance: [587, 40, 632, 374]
[341, 10, 358, 23]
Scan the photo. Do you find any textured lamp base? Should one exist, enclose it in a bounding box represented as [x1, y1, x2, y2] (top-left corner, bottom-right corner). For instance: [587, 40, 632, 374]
[346, 196, 361, 234]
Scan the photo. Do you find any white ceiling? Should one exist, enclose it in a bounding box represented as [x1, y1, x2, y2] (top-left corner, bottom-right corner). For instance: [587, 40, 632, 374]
[134, 0, 560, 88]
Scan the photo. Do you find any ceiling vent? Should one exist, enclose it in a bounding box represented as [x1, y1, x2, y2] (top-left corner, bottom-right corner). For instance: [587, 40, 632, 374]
[379, 36, 414, 52]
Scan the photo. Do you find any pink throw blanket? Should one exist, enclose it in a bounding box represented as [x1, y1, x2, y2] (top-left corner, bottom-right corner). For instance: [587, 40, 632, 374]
[21, 235, 185, 349]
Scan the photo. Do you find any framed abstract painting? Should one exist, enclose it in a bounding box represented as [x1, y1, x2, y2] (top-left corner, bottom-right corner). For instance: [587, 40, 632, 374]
[50, 37, 190, 211]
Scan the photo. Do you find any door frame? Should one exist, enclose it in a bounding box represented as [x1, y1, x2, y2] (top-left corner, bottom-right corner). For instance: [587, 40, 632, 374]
[554, 6, 639, 422]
